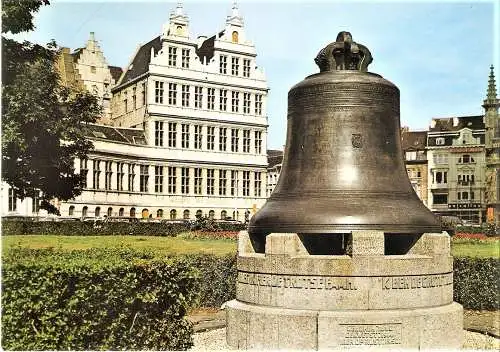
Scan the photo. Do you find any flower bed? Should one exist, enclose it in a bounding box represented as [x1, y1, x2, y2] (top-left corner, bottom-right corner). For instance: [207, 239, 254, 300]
[454, 233, 499, 240]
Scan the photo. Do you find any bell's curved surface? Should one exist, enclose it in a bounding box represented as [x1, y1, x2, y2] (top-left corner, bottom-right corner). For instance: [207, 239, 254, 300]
[249, 32, 440, 235]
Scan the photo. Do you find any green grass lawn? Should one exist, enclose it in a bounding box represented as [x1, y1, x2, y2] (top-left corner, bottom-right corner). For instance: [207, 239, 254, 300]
[2, 234, 236, 257]
[2, 234, 498, 258]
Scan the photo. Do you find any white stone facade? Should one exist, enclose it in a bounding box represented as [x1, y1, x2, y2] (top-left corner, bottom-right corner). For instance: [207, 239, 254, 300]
[58, 3, 269, 222]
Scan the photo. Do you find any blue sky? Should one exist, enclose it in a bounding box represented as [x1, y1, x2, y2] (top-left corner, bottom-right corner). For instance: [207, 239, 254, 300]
[16, 0, 500, 149]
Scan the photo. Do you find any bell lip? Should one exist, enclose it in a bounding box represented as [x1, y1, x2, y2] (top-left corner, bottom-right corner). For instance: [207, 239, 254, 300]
[247, 223, 443, 235]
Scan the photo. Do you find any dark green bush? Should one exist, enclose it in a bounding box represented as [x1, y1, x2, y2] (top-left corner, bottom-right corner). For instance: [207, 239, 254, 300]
[1, 248, 198, 350]
[1, 220, 188, 236]
[453, 257, 500, 310]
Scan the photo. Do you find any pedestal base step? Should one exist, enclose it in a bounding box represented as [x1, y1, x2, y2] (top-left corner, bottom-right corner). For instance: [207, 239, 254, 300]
[226, 300, 463, 350]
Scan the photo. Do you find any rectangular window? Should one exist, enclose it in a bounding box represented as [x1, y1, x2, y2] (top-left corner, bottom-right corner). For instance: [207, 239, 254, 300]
[230, 170, 238, 196]
[207, 88, 215, 110]
[255, 94, 263, 115]
[207, 169, 215, 195]
[181, 124, 190, 148]
[254, 131, 262, 154]
[93, 160, 101, 189]
[181, 48, 190, 68]
[207, 126, 215, 150]
[219, 170, 227, 195]
[243, 59, 250, 77]
[128, 164, 135, 191]
[219, 89, 227, 111]
[243, 171, 250, 196]
[142, 82, 146, 105]
[8, 188, 16, 212]
[168, 167, 177, 194]
[132, 87, 136, 109]
[231, 57, 239, 75]
[433, 194, 448, 204]
[155, 121, 164, 146]
[243, 93, 251, 114]
[243, 130, 251, 153]
[168, 83, 177, 105]
[116, 162, 124, 191]
[219, 55, 227, 74]
[80, 158, 88, 188]
[155, 166, 164, 193]
[194, 168, 202, 195]
[139, 165, 149, 192]
[433, 171, 448, 184]
[168, 46, 177, 66]
[181, 85, 190, 107]
[123, 98, 128, 113]
[231, 91, 239, 112]
[181, 167, 190, 194]
[194, 86, 203, 108]
[194, 125, 202, 149]
[168, 122, 177, 147]
[254, 172, 262, 197]
[433, 154, 448, 164]
[231, 129, 239, 152]
[219, 127, 227, 151]
[155, 81, 164, 104]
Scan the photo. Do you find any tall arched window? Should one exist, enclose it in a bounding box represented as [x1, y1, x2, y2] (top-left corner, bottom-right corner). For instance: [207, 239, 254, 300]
[232, 31, 239, 43]
[69, 206, 75, 216]
[221, 210, 227, 220]
[196, 209, 203, 219]
[119, 208, 124, 216]
[157, 209, 164, 218]
[209, 210, 215, 219]
[130, 207, 136, 217]
[107, 207, 113, 217]
[233, 210, 239, 221]
[183, 209, 190, 219]
[142, 208, 149, 218]
[82, 206, 88, 218]
[95, 206, 101, 217]
[170, 209, 177, 220]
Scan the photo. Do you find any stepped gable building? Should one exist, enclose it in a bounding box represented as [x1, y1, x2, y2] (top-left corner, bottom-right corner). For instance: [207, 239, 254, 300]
[483, 65, 500, 225]
[401, 128, 428, 206]
[57, 32, 123, 124]
[60, 3, 269, 221]
[426, 115, 486, 223]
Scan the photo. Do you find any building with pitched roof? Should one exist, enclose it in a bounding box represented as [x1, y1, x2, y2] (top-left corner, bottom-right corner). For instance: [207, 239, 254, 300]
[401, 128, 429, 205]
[59, 3, 269, 221]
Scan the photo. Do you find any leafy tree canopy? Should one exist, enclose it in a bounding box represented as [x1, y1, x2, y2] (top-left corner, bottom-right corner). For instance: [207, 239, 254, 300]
[2, 0, 101, 214]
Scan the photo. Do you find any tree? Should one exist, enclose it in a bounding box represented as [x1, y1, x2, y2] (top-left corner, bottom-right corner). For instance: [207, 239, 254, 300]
[2, 0, 102, 214]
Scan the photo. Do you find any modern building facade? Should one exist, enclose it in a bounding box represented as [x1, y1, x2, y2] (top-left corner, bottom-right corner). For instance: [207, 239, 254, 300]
[58, 3, 269, 221]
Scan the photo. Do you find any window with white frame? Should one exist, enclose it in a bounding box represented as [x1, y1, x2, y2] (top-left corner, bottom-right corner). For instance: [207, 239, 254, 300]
[181, 124, 190, 148]
[32, 191, 40, 213]
[194, 168, 202, 195]
[168, 167, 177, 194]
[219, 55, 227, 74]
[435, 137, 445, 145]
[93, 160, 101, 189]
[243, 93, 251, 114]
[168, 46, 177, 66]
[207, 169, 215, 195]
[243, 129, 250, 153]
[168, 122, 177, 147]
[207, 88, 215, 110]
[155, 81, 164, 104]
[231, 91, 239, 112]
[219, 169, 227, 195]
[181, 85, 190, 107]
[128, 164, 135, 191]
[231, 57, 239, 76]
[155, 121, 164, 146]
[155, 166, 164, 193]
[254, 131, 262, 154]
[231, 129, 239, 152]
[242, 171, 250, 196]
[181, 48, 190, 68]
[230, 170, 238, 196]
[255, 94, 263, 115]
[219, 89, 227, 111]
[80, 158, 88, 188]
[243, 59, 250, 77]
[116, 162, 124, 191]
[8, 187, 16, 212]
[219, 127, 227, 151]
[168, 83, 177, 105]
[194, 86, 203, 108]
[207, 126, 215, 150]
[181, 167, 189, 194]
[254, 172, 262, 197]
[139, 165, 149, 192]
[194, 125, 202, 149]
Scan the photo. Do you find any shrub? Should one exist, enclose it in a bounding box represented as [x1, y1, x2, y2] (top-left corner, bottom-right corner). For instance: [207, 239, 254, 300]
[1, 248, 198, 350]
[453, 257, 500, 310]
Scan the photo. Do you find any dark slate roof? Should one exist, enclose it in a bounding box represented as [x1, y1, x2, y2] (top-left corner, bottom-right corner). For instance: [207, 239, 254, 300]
[429, 115, 485, 132]
[115, 36, 161, 89]
[109, 66, 123, 83]
[196, 35, 215, 63]
[85, 124, 147, 145]
[267, 149, 283, 168]
[401, 131, 427, 151]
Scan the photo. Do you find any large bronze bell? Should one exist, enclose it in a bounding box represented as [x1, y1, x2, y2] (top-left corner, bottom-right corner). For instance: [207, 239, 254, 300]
[250, 32, 440, 235]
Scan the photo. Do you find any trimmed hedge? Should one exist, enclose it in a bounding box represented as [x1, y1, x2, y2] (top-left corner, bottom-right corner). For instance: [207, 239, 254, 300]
[454, 257, 500, 310]
[1, 248, 198, 350]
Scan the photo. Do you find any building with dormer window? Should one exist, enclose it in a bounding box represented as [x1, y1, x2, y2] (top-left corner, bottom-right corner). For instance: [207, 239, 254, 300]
[56, 3, 269, 221]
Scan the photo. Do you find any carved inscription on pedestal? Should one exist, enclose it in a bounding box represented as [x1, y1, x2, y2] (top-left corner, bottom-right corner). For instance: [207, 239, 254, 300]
[340, 323, 402, 345]
[381, 273, 453, 290]
[238, 272, 357, 290]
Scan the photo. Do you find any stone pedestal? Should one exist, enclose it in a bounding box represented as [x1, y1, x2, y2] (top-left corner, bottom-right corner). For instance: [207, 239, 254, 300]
[226, 231, 463, 349]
